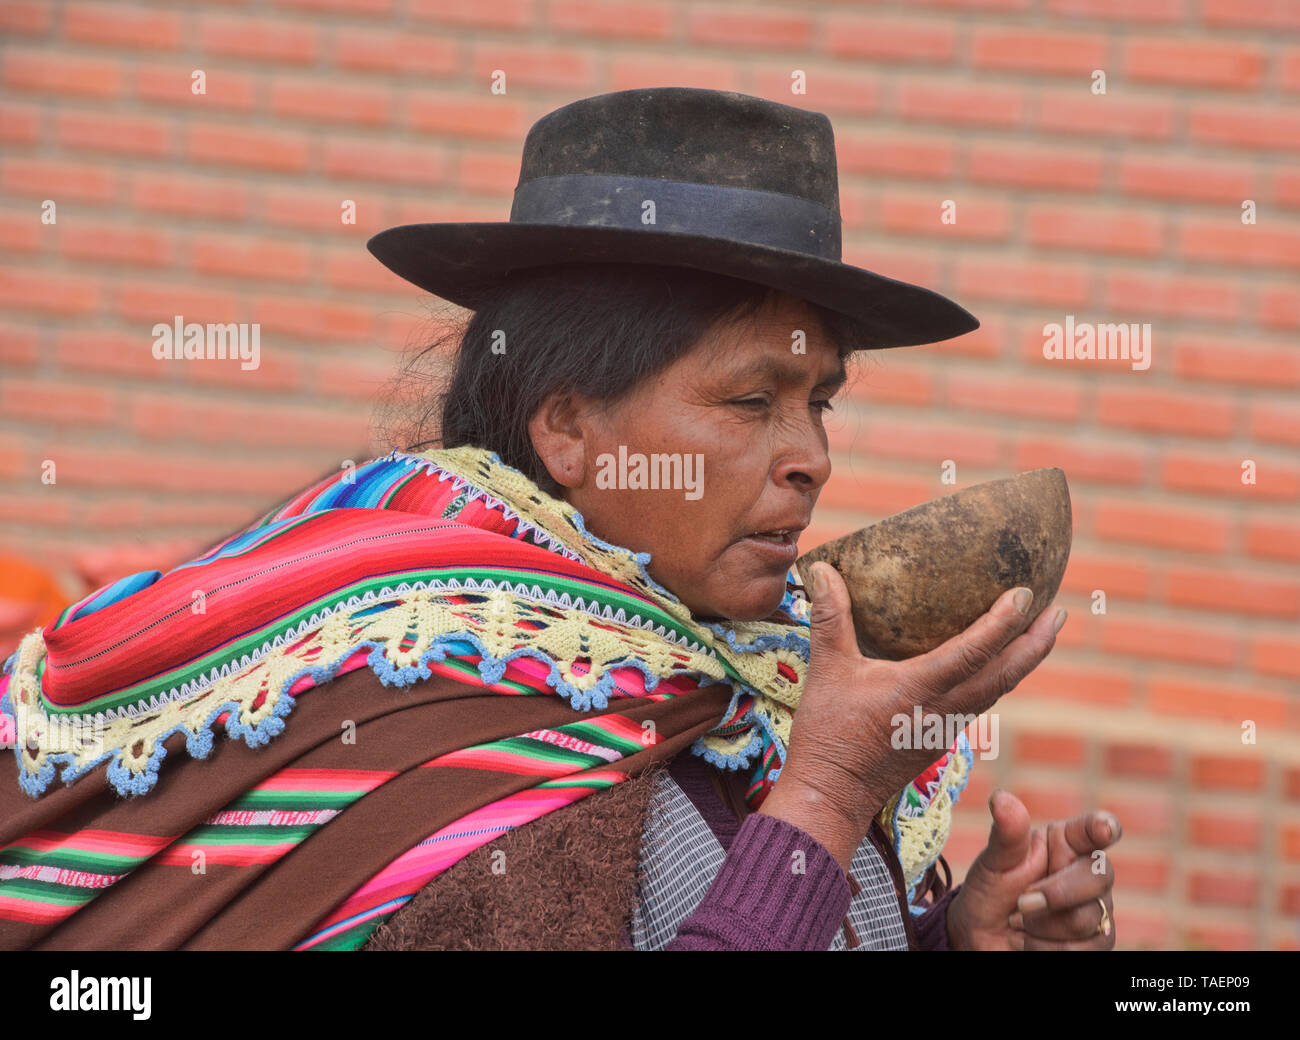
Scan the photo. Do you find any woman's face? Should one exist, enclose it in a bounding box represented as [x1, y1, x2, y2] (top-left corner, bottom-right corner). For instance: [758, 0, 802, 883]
[528, 292, 847, 623]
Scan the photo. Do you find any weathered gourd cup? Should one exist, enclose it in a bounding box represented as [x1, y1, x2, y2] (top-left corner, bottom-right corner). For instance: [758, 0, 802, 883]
[794, 468, 1072, 660]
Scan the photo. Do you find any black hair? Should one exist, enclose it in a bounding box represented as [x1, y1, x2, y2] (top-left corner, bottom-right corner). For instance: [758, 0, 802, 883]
[384, 262, 874, 497]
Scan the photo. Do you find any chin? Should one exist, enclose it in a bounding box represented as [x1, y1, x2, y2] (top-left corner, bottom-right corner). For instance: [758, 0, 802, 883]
[708, 578, 789, 624]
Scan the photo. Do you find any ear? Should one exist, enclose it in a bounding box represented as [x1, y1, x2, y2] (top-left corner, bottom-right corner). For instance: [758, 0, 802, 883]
[527, 388, 595, 491]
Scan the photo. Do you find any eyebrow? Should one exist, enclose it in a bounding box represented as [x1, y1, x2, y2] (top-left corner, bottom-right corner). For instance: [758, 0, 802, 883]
[718, 356, 848, 394]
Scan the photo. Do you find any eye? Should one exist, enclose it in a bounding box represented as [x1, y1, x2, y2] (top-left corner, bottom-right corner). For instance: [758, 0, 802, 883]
[732, 397, 769, 408]
[812, 399, 835, 414]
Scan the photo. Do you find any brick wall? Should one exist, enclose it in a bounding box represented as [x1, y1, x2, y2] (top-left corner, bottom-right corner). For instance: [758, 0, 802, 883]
[1, 0, 1296, 950]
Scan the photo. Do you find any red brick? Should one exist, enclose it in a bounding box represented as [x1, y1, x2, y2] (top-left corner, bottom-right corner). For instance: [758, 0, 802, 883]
[0, 0, 54, 33]
[1148, 674, 1291, 727]
[1016, 731, 1087, 766]
[972, 28, 1107, 75]
[1100, 617, 1238, 668]
[187, 123, 311, 174]
[332, 27, 461, 73]
[2, 50, 123, 100]
[1203, 0, 1300, 28]
[838, 129, 955, 180]
[1097, 387, 1236, 439]
[133, 174, 249, 222]
[468, 42, 598, 90]
[841, 364, 934, 407]
[1190, 103, 1300, 152]
[968, 143, 1104, 192]
[1180, 219, 1300, 271]
[1259, 284, 1300, 330]
[409, 0, 535, 30]
[1015, 436, 1146, 488]
[0, 101, 42, 145]
[1190, 870, 1258, 909]
[1250, 401, 1300, 447]
[1105, 851, 1170, 893]
[1017, 662, 1134, 708]
[0, 210, 42, 254]
[1190, 753, 1264, 792]
[750, 71, 881, 118]
[1253, 634, 1300, 679]
[269, 77, 393, 127]
[946, 372, 1083, 422]
[1047, 0, 1184, 20]
[250, 295, 376, 345]
[1027, 205, 1164, 257]
[0, 265, 101, 316]
[1113, 910, 1171, 950]
[56, 108, 173, 158]
[548, 0, 672, 41]
[826, 15, 956, 63]
[1281, 883, 1300, 916]
[135, 62, 257, 112]
[1286, 825, 1300, 862]
[456, 151, 520, 195]
[1093, 499, 1230, 554]
[878, 192, 1010, 241]
[1124, 39, 1265, 89]
[62, 222, 175, 268]
[1189, 812, 1261, 852]
[198, 14, 319, 63]
[0, 378, 117, 427]
[688, 7, 811, 49]
[850, 417, 1005, 469]
[1017, 788, 1085, 822]
[1162, 449, 1299, 500]
[2, 158, 118, 203]
[404, 90, 530, 142]
[1272, 168, 1300, 210]
[1035, 91, 1174, 141]
[1165, 565, 1300, 619]
[1245, 518, 1300, 563]
[1103, 742, 1173, 778]
[816, 465, 935, 520]
[55, 329, 175, 380]
[607, 56, 741, 93]
[1119, 155, 1256, 204]
[252, 187, 362, 232]
[65, 2, 185, 49]
[0, 321, 42, 366]
[190, 235, 312, 284]
[1104, 270, 1240, 322]
[1184, 922, 1257, 950]
[1058, 551, 1151, 600]
[114, 281, 243, 325]
[322, 136, 449, 187]
[896, 77, 1026, 129]
[955, 257, 1090, 307]
[1286, 767, 1300, 801]
[129, 394, 371, 449]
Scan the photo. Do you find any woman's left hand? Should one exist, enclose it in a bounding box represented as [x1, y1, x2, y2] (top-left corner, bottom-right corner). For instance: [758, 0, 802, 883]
[946, 789, 1121, 950]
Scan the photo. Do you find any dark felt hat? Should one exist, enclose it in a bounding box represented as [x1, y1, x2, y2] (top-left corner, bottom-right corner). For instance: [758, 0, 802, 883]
[367, 87, 979, 350]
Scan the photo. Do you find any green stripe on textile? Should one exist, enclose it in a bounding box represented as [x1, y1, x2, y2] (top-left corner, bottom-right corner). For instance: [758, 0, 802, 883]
[224, 790, 362, 811]
[0, 878, 98, 906]
[537, 774, 620, 790]
[0, 846, 141, 872]
[179, 825, 319, 845]
[559, 720, 644, 754]
[492, 737, 606, 770]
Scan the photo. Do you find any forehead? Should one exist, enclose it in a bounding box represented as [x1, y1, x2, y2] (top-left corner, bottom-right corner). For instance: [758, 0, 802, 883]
[694, 298, 846, 381]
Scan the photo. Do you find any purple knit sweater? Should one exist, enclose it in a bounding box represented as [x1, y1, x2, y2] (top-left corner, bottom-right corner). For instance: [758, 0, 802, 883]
[655, 751, 960, 950]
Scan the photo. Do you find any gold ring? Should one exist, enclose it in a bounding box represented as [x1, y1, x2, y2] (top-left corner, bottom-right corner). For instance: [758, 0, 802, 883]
[1095, 897, 1111, 937]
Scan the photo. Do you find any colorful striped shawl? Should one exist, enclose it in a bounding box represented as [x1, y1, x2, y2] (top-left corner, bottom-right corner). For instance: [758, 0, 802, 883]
[0, 446, 969, 948]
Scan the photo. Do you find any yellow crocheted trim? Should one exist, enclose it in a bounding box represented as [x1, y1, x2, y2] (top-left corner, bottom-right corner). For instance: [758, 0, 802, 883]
[879, 744, 970, 895]
[415, 446, 809, 763]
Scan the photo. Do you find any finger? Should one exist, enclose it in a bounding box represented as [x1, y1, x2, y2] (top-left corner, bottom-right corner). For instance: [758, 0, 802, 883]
[806, 562, 861, 661]
[1013, 893, 1112, 942]
[907, 587, 1057, 710]
[1022, 905, 1116, 952]
[978, 789, 1033, 873]
[1017, 855, 1114, 914]
[1057, 809, 1123, 860]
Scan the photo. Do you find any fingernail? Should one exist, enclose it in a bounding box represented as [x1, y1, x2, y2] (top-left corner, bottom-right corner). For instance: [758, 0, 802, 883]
[988, 787, 1004, 811]
[1104, 812, 1121, 842]
[1012, 587, 1033, 614]
[812, 564, 826, 598]
[1008, 912, 1024, 931]
[1018, 891, 1048, 913]
[1052, 607, 1068, 633]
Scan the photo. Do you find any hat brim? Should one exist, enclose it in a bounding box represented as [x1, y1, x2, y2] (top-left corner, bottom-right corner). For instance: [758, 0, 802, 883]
[366, 222, 979, 351]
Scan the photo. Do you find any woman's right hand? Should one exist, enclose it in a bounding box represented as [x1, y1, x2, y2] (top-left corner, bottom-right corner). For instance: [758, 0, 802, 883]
[759, 561, 1066, 873]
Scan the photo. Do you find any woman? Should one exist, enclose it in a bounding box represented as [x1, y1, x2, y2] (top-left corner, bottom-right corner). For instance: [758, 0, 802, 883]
[0, 88, 1119, 950]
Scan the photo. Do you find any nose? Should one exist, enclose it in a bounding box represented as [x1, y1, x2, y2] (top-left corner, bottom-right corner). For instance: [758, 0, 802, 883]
[771, 413, 833, 495]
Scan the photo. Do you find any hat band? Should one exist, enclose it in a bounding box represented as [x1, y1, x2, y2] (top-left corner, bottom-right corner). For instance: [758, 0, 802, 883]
[509, 173, 842, 260]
